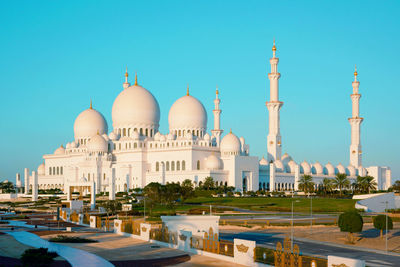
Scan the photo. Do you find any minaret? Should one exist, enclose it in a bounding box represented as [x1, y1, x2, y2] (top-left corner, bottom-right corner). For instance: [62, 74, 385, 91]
[266, 39, 283, 161]
[211, 86, 223, 145]
[123, 67, 130, 89]
[349, 65, 363, 168]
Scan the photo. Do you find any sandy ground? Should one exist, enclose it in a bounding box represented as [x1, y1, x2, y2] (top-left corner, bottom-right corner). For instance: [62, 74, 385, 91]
[221, 222, 400, 253]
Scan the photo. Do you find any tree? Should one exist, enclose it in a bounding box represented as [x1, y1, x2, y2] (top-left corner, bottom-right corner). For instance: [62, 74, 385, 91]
[102, 200, 122, 216]
[322, 178, 334, 195]
[163, 183, 181, 212]
[333, 173, 350, 197]
[363, 176, 377, 193]
[298, 175, 314, 194]
[143, 182, 163, 215]
[389, 180, 400, 192]
[338, 210, 363, 243]
[21, 247, 58, 267]
[0, 181, 15, 193]
[180, 179, 194, 202]
[373, 215, 393, 238]
[203, 177, 215, 190]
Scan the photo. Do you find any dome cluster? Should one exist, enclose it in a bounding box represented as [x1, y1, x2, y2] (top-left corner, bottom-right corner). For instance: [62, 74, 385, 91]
[259, 153, 362, 176]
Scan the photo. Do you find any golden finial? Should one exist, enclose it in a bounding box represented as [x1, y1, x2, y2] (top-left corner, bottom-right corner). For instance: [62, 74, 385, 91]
[187, 84, 189, 96]
[61, 144, 64, 148]
[90, 99, 92, 109]
[230, 128, 232, 133]
[216, 85, 219, 95]
[125, 67, 128, 78]
[354, 64, 358, 77]
[272, 38, 276, 52]
[134, 72, 138, 85]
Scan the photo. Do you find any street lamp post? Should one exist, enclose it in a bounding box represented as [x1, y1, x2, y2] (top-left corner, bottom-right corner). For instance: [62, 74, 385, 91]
[291, 200, 300, 249]
[310, 196, 313, 235]
[385, 201, 388, 254]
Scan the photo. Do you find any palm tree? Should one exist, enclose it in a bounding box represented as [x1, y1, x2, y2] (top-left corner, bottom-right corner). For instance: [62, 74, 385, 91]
[363, 176, 377, 193]
[333, 173, 350, 197]
[299, 175, 315, 194]
[322, 178, 334, 195]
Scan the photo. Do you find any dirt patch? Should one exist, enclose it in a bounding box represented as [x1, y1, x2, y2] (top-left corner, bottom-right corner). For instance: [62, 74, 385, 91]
[28, 230, 67, 236]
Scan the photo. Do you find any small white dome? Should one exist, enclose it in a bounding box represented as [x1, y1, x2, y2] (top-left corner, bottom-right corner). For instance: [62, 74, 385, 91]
[312, 162, 324, 175]
[71, 142, 77, 148]
[87, 134, 108, 153]
[167, 133, 175, 140]
[347, 165, 356, 176]
[154, 132, 161, 141]
[54, 145, 65, 155]
[239, 136, 245, 146]
[259, 156, 268, 165]
[102, 133, 109, 141]
[274, 160, 285, 172]
[358, 166, 367, 176]
[109, 132, 118, 141]
[205, 154, 223, 170]
[337, 163, 346, 174]
[159, 134, 166, 142]
[74, 107, 108, 141]
[281, 153, 292, 166]
[37, 162, 45, 175]
[132, 130, 140, 140]
[112, 84, 160, 130]
[168, 94, 207, 133]
[325, 163, 335, 175]
[287, 160, 297, 173]
[66, 143, 71, 149]
[220, 131, 241, 155]
[204, 133, 211, 141]
[300, 161, 311, 174]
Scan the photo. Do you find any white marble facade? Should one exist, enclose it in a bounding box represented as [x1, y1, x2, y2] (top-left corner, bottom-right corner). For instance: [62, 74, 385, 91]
[20, 43, 391, 194]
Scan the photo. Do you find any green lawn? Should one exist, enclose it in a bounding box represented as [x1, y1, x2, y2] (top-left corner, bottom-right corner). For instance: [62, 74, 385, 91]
[184, 197, 357, 213]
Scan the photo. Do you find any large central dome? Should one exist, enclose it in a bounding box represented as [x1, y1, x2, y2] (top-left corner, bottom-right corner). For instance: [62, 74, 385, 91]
[112, 82, 160, 137]
[168, 92, 207, 137]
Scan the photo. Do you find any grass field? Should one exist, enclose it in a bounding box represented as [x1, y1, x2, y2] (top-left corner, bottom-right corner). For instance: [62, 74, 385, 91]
[185, 197, 358, 213]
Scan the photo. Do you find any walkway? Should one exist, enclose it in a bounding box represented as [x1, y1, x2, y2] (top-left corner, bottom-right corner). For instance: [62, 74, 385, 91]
[6, 231, 113, 267]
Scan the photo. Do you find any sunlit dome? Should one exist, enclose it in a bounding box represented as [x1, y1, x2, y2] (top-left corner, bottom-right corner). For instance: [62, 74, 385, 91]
[220, 131, 241, 155]
[54, 145, 65, 155]
[205, 154, 223, 170]
[112, 80, 160, 131]
[37, 162, 45, 175]
[300, 161, 311, 174]
[259, 156, 268, 165]
[87, 134, 108, 153]
[325, 163, 335, 175]
[74, 104, 108, 142]
[312, 162, 323, 175]
[168, 89, 207, 136]
[274, 160, 284, 172]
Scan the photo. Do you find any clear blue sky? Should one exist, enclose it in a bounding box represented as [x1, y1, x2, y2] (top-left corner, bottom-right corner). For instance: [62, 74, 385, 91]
[1, 0, 399, 183]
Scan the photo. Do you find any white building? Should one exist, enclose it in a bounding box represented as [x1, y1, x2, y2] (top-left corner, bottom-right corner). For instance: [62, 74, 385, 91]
[19, 42, 391, 194]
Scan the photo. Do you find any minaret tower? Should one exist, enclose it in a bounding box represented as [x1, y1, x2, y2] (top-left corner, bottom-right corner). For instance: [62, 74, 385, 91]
[266, 40, 283, 161]
[123, 67, 130, 89]
[211, 86, 223, 145]
[349, 65, 363, 168]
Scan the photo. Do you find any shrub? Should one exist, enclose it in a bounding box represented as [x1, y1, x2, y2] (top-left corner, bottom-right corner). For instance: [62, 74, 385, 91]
[373, 215, 393, 238]
[338, 210, 363, 243]
[20, 247, 58, 267]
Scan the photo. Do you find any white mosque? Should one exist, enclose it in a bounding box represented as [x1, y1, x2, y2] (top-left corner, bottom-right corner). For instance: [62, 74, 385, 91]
[17, 42, 391, 195]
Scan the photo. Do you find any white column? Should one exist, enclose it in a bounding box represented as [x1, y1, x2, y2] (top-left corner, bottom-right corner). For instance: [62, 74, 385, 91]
[90, 181, 96, 210]
[211, 87, 223, 146]
[32, 171, 38, 201]
[267, 40, 283, 161]
[349, 66, 363, 168]
[24, 168, 29, 194]
[16, 173, 21, 190]
[269, 163, 275, 191]
[109, 168, 116, 200]
[294, 165, 300, 191]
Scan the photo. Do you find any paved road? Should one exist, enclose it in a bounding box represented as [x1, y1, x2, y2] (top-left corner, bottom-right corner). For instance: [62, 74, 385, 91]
[220, 231, 400, 267]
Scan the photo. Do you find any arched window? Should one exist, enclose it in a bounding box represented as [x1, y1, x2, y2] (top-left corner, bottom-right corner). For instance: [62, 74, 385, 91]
[119, 144, 121, 150]
[53, 167, 55, 175]
[166, 161, 170, 171]
[104, 173, 106, 180]
[129, 143, 131, 149]
[171, 161, 175, 171]
[156, 162, 159, 172]
[145, 129, 148, 136]
[60, 167, 63, 175]
[140, 128, 143, 135]
[128, 128, 131, 136]
[182, 160, 186, 171]
[113, 144, 116, 150]
[197, 130, 199, 136]
[177, 161, 180, 171]
[49, 167, 52, 175]
[134, 143, 137, 148]
[123, 128, 126, 136]
[150, 129, 153, 137]
[150, 143, 153, 148]
[178, 130, 181, 136]
[196, 160, 200, 170]
[88, 173, 91, 179]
